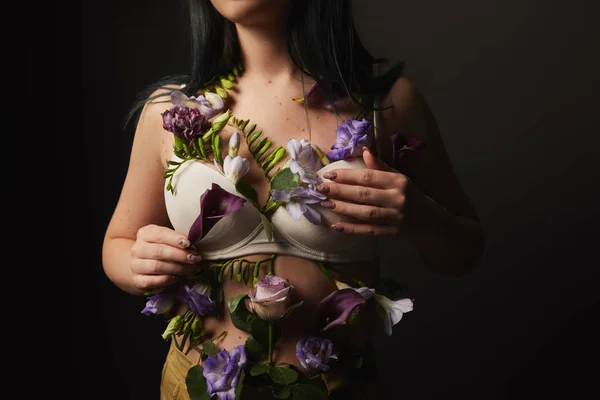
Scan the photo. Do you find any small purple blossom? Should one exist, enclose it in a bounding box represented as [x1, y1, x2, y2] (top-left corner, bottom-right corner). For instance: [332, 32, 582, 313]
[270, 185, 326, 224]
[161, 105, 211, 143]
[326, 118, 371, 161]
[141, 291, 176, 316]
[295, 335, 338, 372]
[188, 183, 246, 243]
[203, 345, 247, 400]
[181, 283, 215, 316]
[316, 288, 367, 331]
[287, 138, 323, 184]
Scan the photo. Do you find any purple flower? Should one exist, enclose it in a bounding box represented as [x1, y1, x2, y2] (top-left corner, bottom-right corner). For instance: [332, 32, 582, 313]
[316, 288, 367, 331]
[181, 282, 215, 316]
[249, 275, 294, 321]
[171, 90, 220, 118]
[293, 81, 352, 110]
[326, 119, 371, 161]
[270, 185, 326, 224]
[390, 133, 425, 165]
[203, 345, 247, 400]
[188, 183, 246, 243]
[141, 291, 176, 316]
[161, 105, 211, 143]
[287, 138, 323, 184]
[295, 335, 338, 372]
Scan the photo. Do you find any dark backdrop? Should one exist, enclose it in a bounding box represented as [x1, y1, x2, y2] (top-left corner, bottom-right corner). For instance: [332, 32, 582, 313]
[41, 0, 599, 399]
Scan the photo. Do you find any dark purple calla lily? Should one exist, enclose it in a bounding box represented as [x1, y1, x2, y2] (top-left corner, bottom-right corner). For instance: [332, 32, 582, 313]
[188, 183, 246, 243]
[293, 81, 352, 110]
[390, 132, 425, 165]
[316, 288, 367, 331]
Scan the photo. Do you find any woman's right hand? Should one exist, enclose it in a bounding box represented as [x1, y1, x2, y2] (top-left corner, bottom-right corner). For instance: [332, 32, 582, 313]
[130, 224, 202, 293]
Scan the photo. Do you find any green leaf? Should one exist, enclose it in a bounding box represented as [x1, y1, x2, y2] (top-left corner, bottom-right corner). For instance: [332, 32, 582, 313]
[202, 341, 219, 357]
[260, 213, 273, 242]
[243, 263, 251, 284]
[269, 366, 298, 385]
[250, 319, 281, 347]
[228, 260, 235, 280]
[270, 168, 301, 192]
[248, 130, 262, 146]
[227, 294, 254, 333]
[291, 384, 328, 400]
[236, 260, 243, 282]
[252, 137, 268, 155]
[235, 370, 245, 399]
[250, 363, 270, 377]
[235, 181, 259, 205]
[245, 336, 266, 362]
[218, 264, 226, 283]
[256, 140, 272, 160]
[185, 365, 211, 400]
[273, 385, 292, 399]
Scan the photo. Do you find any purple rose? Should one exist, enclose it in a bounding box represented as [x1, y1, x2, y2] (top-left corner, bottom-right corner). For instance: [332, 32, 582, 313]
[141, 291, 176, 316]
[161, 105, 211, 143]
[326, 118, 371, 161]
[249, 275, 294, 321]
[181, 282, 215, 316]
[295, 335, 338, 372]
[270, 185, 326, 225]
[203, 345, 247, 400]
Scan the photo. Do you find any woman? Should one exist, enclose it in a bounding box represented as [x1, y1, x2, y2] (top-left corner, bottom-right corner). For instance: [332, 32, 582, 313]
[102, 0, 485, 399]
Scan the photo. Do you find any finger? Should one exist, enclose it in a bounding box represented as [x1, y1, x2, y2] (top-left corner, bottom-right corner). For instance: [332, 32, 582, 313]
[133, 274, 180, 293]
[362, 146, 397, 172]
[331, 221, 400, 236]
[137, 224, 192, 249]
[319, 199, 403, 223]
[315, 182, 401, 208]
[322, 167, 407, 190]
[132, 258, 200, 277]
[131, 242, 202, 265]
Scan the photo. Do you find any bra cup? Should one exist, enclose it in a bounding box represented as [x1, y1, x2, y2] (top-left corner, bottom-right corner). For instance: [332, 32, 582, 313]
[164, 160, 262, 250]
[271, 157, 377, 253]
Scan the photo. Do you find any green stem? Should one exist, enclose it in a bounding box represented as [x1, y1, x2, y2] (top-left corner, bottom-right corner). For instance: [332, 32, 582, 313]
[267, 323, 274, 365]
[212, 330, 228, 343]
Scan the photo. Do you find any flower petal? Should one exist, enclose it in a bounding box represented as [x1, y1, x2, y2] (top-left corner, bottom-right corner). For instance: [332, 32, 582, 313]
[317, 289, 367, 331]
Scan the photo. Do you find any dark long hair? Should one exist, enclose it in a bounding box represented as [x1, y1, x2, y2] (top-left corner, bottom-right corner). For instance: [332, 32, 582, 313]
[124, 0, 405, 128]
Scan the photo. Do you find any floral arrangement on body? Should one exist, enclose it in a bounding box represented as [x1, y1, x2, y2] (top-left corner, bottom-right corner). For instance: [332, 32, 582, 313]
[140, 67, 424, 399]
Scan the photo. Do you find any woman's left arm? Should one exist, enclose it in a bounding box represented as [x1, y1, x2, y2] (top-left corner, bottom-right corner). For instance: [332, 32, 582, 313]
[317, 77, 485, 276]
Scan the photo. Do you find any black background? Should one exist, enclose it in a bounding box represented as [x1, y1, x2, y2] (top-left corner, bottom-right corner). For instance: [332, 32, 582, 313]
[37, 0, 599, 399]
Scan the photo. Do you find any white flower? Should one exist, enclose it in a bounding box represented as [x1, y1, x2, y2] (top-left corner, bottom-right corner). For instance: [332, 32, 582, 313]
[229, 131, 241, 157]
[373, 294, 413, 336]
[222, 155, 250, 184]
[287, 138, 322, 184]
[204, 91, 225, 111]
[334, 280, 375, 300]
[249, 275, 294, 321]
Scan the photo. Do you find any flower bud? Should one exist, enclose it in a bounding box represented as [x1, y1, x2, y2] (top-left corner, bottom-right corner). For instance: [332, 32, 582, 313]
[204, 91, 224, 111]
[161, 314, 183, 340]
[229, 131, 241, 157]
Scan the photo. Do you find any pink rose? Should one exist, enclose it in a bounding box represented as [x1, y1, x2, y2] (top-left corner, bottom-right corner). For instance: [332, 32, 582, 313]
[249, 275, 293, 321]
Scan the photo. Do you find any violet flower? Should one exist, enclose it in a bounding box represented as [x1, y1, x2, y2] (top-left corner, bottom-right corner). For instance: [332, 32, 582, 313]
[292, 81, 352, 111]
[203, 345, 247, 400]
[161, 105, 211, 143]
[287, 138, 323, 184]
[249, 275, 294, 321]
[270, 185, 326, 225]
[222, 155, 250, 184]
[316, 288, 367, 331]
[326, 118, 371, 162]
[141, 291, 176, 316]
[171, 90, 221, 119]
[188, 183, 246, 243]
[295, 335, 339, 372]
[181, 282, 215, 317]
[390, 132, 425, 165]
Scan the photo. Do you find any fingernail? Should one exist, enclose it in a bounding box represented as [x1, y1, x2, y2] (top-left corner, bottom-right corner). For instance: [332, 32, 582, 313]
[187, 253, 202, 262]
[331, 224, 344, 232]
[320, 200, 336, 209]
[179, 237, 191, 248]
[362, 147, 370, 154]
[323, 171, 337, 179]
[316, 184, 330, 193]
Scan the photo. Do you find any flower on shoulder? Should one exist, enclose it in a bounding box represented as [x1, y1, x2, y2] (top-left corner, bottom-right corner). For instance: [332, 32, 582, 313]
[326, 118, 371, 162]
[270, 185, 326, 224]
[188, 183, 246, 243]
[161, 104, 212, 144]
[203, 345, 247, 400]
[171, 90, 222, 119]
[287, 138, 323, 184]
[248, 275, 294, 321]
[181, 282, 215, 317]
[295, 335, 339, 372]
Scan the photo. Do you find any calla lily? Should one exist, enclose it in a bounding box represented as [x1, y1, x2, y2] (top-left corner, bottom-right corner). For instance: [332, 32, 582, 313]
[316, 288, 366, 331]
[334, 280, 375, 300]
[222, 155, 250, 184]
[373, 294, 413, 336]
[188, 183, 246, 243]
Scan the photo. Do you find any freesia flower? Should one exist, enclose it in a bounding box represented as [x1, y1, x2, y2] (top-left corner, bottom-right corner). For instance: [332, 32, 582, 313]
[204, 91, 225, 112]
[316, 288, 367, 331]
[374, 294, 413, 336]
[161, 105, 212, 143]
[222, 154, 250, 184]
[181, 282, 215, 316]
[228, 131, 241, 157]
[270, 185, 326, 224]
[295, 335, 339, 372]
[188, 183, 246, 243]
[326, 118, 371, 161]
[171, 90, 220, 118]
[141, 291, 176, 316]
[248, 275, 293, 321]
[203, 345, 247, 400]
[287, 138, 323, 184]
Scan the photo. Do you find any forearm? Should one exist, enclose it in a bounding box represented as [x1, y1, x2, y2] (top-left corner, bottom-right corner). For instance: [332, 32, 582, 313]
[102, 237, 146, 296]
[404, 189, 485, 276]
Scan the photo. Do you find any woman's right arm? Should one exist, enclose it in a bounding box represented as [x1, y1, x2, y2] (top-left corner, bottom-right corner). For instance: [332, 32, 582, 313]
[102, 89, 201, 295]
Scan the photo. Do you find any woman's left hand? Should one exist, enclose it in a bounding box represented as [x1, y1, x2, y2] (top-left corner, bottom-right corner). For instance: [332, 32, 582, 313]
[316, 147, 423, 236]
